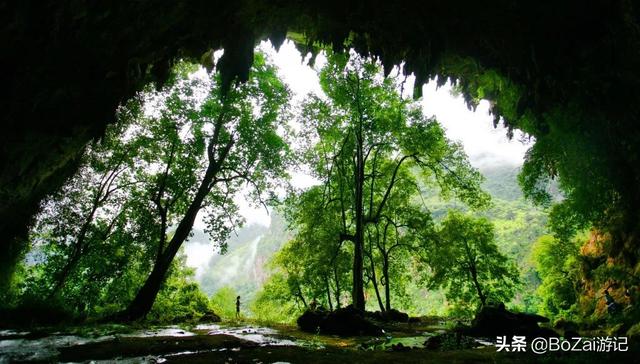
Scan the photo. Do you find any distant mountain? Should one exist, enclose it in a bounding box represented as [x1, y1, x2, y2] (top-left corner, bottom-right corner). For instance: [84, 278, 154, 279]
[421, 165, 549, 264]
[186, 212, 291, 301]
[479, 165, 524, 201]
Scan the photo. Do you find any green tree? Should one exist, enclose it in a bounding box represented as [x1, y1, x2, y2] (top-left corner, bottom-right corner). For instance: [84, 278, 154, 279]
[371, 204, 434, 312]
[293, 52, 489, 310]
[251, 272, 301, 323]
[427, 210, 519, 312]
[121, 55, 291, 320]
[210, 286, 240, 320]
[16, 107, 153, 316]
[280, 186, 352, 311]
[16, 55, 291, 322]
[25, 116, 142, 301]
[532, 234, 581, 318]
[146, 252, 213, 323]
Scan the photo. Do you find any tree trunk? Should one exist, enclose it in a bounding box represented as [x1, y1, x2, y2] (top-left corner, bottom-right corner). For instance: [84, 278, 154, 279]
[120, 199, 202, 320]
[120, 139, 226, 321]
[48, 199, 102, 298]
[383, 253, 391, 311]
[368, 254, 385, 312]
[333, 265, 341, 309]
[49, 252, 81, 298]
[463, 239, 486, 306]
[297, 284, 308, 308]
[470, 265, 486, 306]
[352, 115, 366, 311]
[119, 252, 172, 320]
[325, 275, 333, 311]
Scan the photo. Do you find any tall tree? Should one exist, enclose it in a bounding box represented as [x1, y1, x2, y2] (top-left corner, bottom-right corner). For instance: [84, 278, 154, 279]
[427, 210, 519, 311]
[532, 234, 581, 317]
[279, 186, 352, 310]
[119, 55, 291, 320]
[25, 113, 142, 301]
[295, 53, 489, 310]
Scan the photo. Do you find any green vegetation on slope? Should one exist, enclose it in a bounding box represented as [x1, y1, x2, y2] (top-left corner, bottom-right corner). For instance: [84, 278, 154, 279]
[187, 155, 545, 322]
[196, 212, 291, 304]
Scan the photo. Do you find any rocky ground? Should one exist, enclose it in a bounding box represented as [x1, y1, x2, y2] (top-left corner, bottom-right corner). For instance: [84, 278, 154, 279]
[0, 315, 637, 363]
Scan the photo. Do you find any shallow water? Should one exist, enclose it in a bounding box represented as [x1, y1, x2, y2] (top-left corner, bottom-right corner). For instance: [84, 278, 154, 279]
[0, 323, 632, 364]
[121, 327, 196, 338]
[0, 333, 114, 362]
[194, 324, 300, 346]
[0, 322, 305, 363]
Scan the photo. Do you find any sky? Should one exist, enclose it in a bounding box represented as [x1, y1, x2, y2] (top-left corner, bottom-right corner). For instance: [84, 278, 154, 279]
[186, 40, 533, 271]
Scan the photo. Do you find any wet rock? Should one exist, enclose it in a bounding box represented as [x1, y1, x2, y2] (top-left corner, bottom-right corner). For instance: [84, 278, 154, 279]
[424, 335, 443, 350]
[296, 309, 326, 333]
[56, 334, 254, 362]
[390, 342, 410, 351]
[200, 311, 222, 323]
[423, 332, 482, 351]
[297, 305, 383, 336]
[367, 309, 410, 323]
[465, 303, 557, 338]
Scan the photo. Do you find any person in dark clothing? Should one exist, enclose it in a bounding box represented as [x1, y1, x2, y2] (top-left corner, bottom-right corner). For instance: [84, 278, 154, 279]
[625, 288, 632, 303]
[603, 290, 620, 315]
[236, 296, 241, 319]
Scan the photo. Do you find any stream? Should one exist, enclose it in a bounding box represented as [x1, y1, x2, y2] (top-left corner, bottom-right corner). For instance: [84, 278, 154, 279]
[1, 321, 633, 363]
[0, 319, 483, 363]
[0, 322, 305, 363]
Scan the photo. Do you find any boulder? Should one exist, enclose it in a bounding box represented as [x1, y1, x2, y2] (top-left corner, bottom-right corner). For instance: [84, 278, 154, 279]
[296, 309, 327, 333]
[383, 309, 409, 322]
[366, 309, 409, 323]
[297, 305, 383, 336]
[466, 303, 557, 338]
[390, 342, 411, 351]
[424, 332, 482, 351]
[199, 311, 221, 323]
[321, 305, 384, 336]
[424, 335, 443, 350]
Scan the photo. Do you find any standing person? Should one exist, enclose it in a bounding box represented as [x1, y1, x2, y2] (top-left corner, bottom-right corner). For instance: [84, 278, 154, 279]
[624, 287, 634, 309]
[236, 296, 241, 319]
[603, 290, 620, 315]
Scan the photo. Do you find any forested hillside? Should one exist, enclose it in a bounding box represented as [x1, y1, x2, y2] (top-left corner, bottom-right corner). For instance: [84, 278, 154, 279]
[193, 213, 290, 302]
[191, 163, 549, 316]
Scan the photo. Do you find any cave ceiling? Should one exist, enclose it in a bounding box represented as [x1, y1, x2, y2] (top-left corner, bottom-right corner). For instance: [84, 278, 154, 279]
[1, 0, 639, 283]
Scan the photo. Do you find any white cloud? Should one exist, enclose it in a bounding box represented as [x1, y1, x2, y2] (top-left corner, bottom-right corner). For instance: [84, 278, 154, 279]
[421, 81, 532, 168]
[260, 40, 326, 100]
